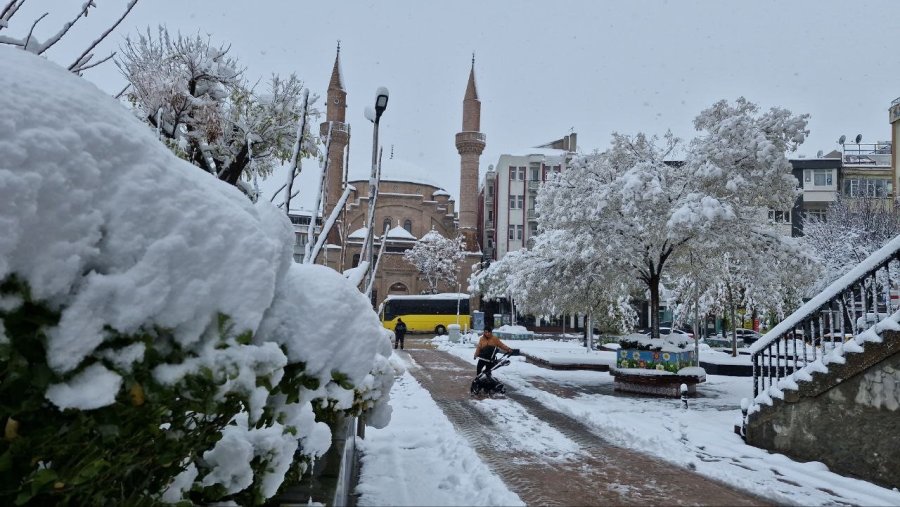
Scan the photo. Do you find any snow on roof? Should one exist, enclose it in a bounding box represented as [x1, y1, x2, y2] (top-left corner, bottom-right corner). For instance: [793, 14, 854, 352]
[501, 147, 569, 158]
[432, 189, 450, 197]
[349, 158, 449, 192]
[386, 225, 416, 240]
[420, 229, 444, 242]
[384, 293, 469, 301]
[348, 227, 372, 239]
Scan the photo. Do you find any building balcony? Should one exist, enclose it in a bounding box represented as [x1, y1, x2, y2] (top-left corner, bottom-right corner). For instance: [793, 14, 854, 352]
[527, 180, 540, 191]
[527, 209, 538, 220]
[485, 220, 494, 230]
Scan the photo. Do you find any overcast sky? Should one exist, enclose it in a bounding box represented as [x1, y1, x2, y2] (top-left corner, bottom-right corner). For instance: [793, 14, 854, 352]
[12, 0, 900, 207]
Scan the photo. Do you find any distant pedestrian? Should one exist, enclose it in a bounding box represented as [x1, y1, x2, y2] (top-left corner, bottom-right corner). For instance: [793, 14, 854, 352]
[394, 318, 407, 350]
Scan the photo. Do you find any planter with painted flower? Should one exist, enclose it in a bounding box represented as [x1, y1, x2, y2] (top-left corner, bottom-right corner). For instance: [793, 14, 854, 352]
[612, 333, 705, 396]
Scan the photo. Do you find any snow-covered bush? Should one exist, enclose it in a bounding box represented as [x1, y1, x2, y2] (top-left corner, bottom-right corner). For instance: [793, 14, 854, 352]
[0, 46, 394, 505]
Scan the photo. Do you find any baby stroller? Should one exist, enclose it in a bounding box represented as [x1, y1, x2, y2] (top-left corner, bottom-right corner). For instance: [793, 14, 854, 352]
[470, 346, 518, 396]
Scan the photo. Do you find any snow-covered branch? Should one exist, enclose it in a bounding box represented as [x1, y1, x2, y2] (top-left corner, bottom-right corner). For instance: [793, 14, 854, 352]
[404, 231, 466, 294]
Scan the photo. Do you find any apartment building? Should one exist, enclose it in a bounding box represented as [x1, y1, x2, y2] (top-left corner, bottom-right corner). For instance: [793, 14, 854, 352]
[478, 134, 577, 260]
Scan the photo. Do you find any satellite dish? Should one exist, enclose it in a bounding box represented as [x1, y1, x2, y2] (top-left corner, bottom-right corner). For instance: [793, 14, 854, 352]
[855, 134, 862, 143]
[816, 150, 824, 158]
[838, 135, 846, 145]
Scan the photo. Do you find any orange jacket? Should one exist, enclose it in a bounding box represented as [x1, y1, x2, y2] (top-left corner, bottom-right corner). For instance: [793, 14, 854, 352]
[473, 333, 512, 359]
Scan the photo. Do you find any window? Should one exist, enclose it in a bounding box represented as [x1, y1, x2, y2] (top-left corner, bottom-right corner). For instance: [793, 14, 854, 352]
[516, 225, 523, 240]
[487, 185, 494, 198]
[382, 217, 392, 233]
[813, 170, 833, 186]
[768, 210, 791, 223]
[518, 167, 526, 180]
[844, 178, 892, 197]
[487, 238, 494, 248]
[508, 225, 515, 240]
[553, 165, 561, 173]
[389, 282, 408, 294]
[805, 209, 826, 222]
[352, 254, 360, 267]
[487, 210, 493, 222]
[508, 194, 524, 209]
[403, 219, 412, 234]
[529, 223, 538, 237]
[531, 166, 541, 181]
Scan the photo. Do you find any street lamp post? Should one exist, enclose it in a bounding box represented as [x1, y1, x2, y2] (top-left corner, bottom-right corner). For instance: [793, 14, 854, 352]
[363, 87, 389, 297]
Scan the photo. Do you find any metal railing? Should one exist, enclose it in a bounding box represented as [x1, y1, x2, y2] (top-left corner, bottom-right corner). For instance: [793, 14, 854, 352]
[750, 235, 900, 397]
[485, 220, 494, 230]
[528, 180, 540, 191]
[527, 209, 538, 220]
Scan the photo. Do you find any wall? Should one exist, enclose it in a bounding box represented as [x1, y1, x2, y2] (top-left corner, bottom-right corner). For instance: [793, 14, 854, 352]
[746, 331, 900, 488]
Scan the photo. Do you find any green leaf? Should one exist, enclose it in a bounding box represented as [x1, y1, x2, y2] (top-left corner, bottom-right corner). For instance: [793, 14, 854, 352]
[0, 449, 12, 472]
[29, 467, 59, 496]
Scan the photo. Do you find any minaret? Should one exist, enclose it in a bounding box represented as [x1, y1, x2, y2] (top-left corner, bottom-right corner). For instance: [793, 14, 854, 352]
[321, 43, 350, 244]
[455, 55, 485, 251]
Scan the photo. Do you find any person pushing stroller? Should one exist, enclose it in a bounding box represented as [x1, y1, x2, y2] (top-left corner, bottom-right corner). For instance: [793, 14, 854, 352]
[473, 327, 518, 374]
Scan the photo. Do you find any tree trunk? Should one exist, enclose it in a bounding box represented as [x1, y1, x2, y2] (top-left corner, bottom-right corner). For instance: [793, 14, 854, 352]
[727, 284, 738, 357]
[649, 274, 660, 339]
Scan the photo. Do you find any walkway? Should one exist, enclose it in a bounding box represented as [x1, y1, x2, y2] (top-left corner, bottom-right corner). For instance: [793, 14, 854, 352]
[401, 339, 766, 506]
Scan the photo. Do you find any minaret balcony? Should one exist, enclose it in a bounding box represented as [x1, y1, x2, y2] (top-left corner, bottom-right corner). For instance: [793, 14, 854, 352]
[456, 131, 485, 143]
[455, 131, 486, 154]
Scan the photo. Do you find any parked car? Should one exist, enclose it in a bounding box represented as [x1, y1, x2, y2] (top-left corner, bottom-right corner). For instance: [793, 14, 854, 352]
[644, 327, 694, 340]
[720, 328, 762, 345]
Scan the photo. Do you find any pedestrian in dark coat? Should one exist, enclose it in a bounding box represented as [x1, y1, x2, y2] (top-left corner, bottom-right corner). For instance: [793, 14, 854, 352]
[394, 318, 407, 350]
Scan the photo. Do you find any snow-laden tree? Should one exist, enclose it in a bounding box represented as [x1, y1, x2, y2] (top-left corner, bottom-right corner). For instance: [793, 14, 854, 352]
[0, 0, 139, 74]
[803, 196, 900, 292]
[471, 230, 635, 333]
[535, 98, 809, 339]
[404, 230, 465, 294]
[116, 27, 318, 191]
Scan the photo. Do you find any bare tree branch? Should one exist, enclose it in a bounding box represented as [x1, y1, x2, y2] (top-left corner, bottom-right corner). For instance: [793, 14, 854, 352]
[22, 11, 46, 50]
[73, 51, 115, 72]
[68, 0, 138, 72]
[37, 0, 94, 55]
[114, 83, 131, 99]
[0, 0, 26, 30]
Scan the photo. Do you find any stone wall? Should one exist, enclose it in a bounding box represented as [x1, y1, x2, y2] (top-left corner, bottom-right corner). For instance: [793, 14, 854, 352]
[746, 331, 900, 489]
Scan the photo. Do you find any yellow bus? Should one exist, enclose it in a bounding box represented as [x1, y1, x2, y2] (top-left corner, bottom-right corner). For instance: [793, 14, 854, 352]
[379, 294, 471, 335]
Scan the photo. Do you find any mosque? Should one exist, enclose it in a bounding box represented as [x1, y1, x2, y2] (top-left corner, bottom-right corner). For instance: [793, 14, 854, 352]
[302, 47, 485, 308]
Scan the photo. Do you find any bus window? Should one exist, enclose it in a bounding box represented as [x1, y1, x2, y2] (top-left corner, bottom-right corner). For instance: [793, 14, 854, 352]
[383, 301, 395, 321]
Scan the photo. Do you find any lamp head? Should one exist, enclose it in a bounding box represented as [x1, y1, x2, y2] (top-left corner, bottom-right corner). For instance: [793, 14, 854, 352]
[374, 86, 390, 121]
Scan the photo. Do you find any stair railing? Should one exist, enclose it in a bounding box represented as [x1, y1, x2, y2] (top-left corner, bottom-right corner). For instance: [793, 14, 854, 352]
[749, 235, 900, 398]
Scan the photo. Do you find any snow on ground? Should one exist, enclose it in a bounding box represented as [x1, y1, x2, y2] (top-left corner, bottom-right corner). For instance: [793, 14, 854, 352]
[471, 398, 581, 462]
[355, 355, 523, 507]
[435, 337, 900, 506]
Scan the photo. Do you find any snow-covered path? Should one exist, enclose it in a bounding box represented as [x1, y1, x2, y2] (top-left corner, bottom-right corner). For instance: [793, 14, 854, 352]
[357, 337, 900, 506]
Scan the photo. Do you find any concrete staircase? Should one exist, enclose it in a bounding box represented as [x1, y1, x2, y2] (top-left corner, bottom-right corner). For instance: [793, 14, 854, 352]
[742, 236, 900, 489]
